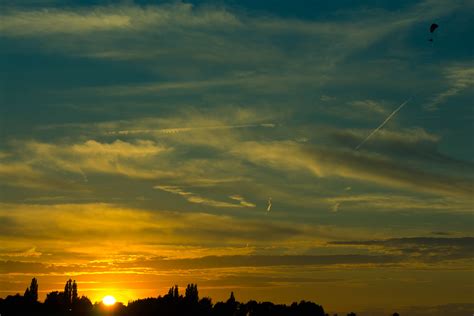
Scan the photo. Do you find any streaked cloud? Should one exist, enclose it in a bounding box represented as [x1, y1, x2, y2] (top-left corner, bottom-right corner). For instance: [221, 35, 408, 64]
[330, 237, 474, 262]
[0, 4, 238, 37]
[426, 65, 474, 110]
[349, 99, 389, 115]
[231, 141, 473, 198]
[229, 195, 256, 208]
[154, 185, 252, 208]
[0, 203, 306, 260]
[108, 123, 274, 136]
[18, 139, 172, 180]
[324, 194, 473, 213]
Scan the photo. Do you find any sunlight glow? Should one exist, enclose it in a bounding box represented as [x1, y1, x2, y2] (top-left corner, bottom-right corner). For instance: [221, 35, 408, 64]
[103, 295, 116, 306]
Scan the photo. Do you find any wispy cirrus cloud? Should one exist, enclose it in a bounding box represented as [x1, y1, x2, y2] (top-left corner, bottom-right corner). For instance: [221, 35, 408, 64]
[348, 99, 389, 116]
[0, 254, 400, 275]
[0, 10, 130, 36]
[330, 237, 474, 262]
[3, 235, 473, 274]
[0, 1, 448, 68]
[0, 202, 305, 258]
[19, 139, 172, 180]
[0, 4, 239, 37]
[229, 195, 256, 208]
[154, 185, 253, 208]
[230, 141, 473, 199]
[426, 65, 474, 110]
[107, 123, 275, 136]
[324, 194, 472, 213]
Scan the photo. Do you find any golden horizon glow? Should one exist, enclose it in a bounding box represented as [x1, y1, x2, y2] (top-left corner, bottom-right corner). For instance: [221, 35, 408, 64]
[102, 295, 116, 306]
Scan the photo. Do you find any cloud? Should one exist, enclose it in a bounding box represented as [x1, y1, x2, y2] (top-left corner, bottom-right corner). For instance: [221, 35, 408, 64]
[70, 107, 278, 142]
[0, 260, 50, 274]
[426, 65, 474, 110]
[9, 234, 472, 275]
[0, 1, 439, 71]
[18, 139, 172, 180]
[3, 107, 472, 209]
[329, 127, 474, 173]
[229, 195, 256, 208]
[348, 99, 389, 115]
[0, 202, 306, 261]
[154, 185, 251, 208]
[2, 109, 279, 190]
[0, 4, 239, 37]
[88, 77, 262, 96]
[324, 194, 473, 213]
[330, 237, 474, 262]
[0, 247, 41, 259]
[0, 162, 42, 186]
[0, 254, 400, 275]
[231, 141, 473, 198]
[0, 160, 87, 191]
[125, 254, 401, 271]
[108, 123, 274, 136]
[331, 127, 440, 147]
[0, 9, 130, 36]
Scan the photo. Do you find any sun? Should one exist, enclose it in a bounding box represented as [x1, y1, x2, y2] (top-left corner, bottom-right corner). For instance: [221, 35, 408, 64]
[102, 295, 116, 306]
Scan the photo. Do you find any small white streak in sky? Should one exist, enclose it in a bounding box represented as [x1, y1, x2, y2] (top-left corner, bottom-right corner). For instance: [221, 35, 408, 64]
[355, 97, 412, 150]
[267, 197, 272, 212]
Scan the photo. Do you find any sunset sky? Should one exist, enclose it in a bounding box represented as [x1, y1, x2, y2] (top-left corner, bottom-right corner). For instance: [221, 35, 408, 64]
[0, 0, 473, 314]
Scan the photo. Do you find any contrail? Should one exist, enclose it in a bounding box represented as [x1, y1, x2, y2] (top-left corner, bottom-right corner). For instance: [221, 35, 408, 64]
[355, 97, 412, 150]
[108, 123, 275, 136]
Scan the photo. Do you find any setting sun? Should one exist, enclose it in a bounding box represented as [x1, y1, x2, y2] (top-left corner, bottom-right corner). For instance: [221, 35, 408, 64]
[102, 295, 116, 306]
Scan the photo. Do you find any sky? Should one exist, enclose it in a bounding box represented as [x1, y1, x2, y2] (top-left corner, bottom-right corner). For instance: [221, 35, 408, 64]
[0, 0, 473, 314]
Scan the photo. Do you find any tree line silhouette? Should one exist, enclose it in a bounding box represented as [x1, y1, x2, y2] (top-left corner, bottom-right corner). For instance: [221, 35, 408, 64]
[0, 278, 400, 316]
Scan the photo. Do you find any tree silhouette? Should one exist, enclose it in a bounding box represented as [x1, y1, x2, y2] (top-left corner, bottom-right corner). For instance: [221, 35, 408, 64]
[64, 279, 73, 305]
[167, 286, 174, 298]
[165, 284, 181, 301]
[44, 290, 67, 314]
[72, 280, 78, 303]
[227, 291, 236, 305]
[24, 277, 38, 302]
[174, 285, 179, 299]
[198, 297, 212, 313]
[185, 283, 199, 303]
[2, 279, 328, 316]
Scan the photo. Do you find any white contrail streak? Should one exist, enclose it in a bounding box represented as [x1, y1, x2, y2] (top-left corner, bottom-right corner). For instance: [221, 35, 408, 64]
[355, 97, 412, 150]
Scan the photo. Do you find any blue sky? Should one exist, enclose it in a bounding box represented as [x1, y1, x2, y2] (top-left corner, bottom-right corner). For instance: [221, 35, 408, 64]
[0, 0, 473, 314]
